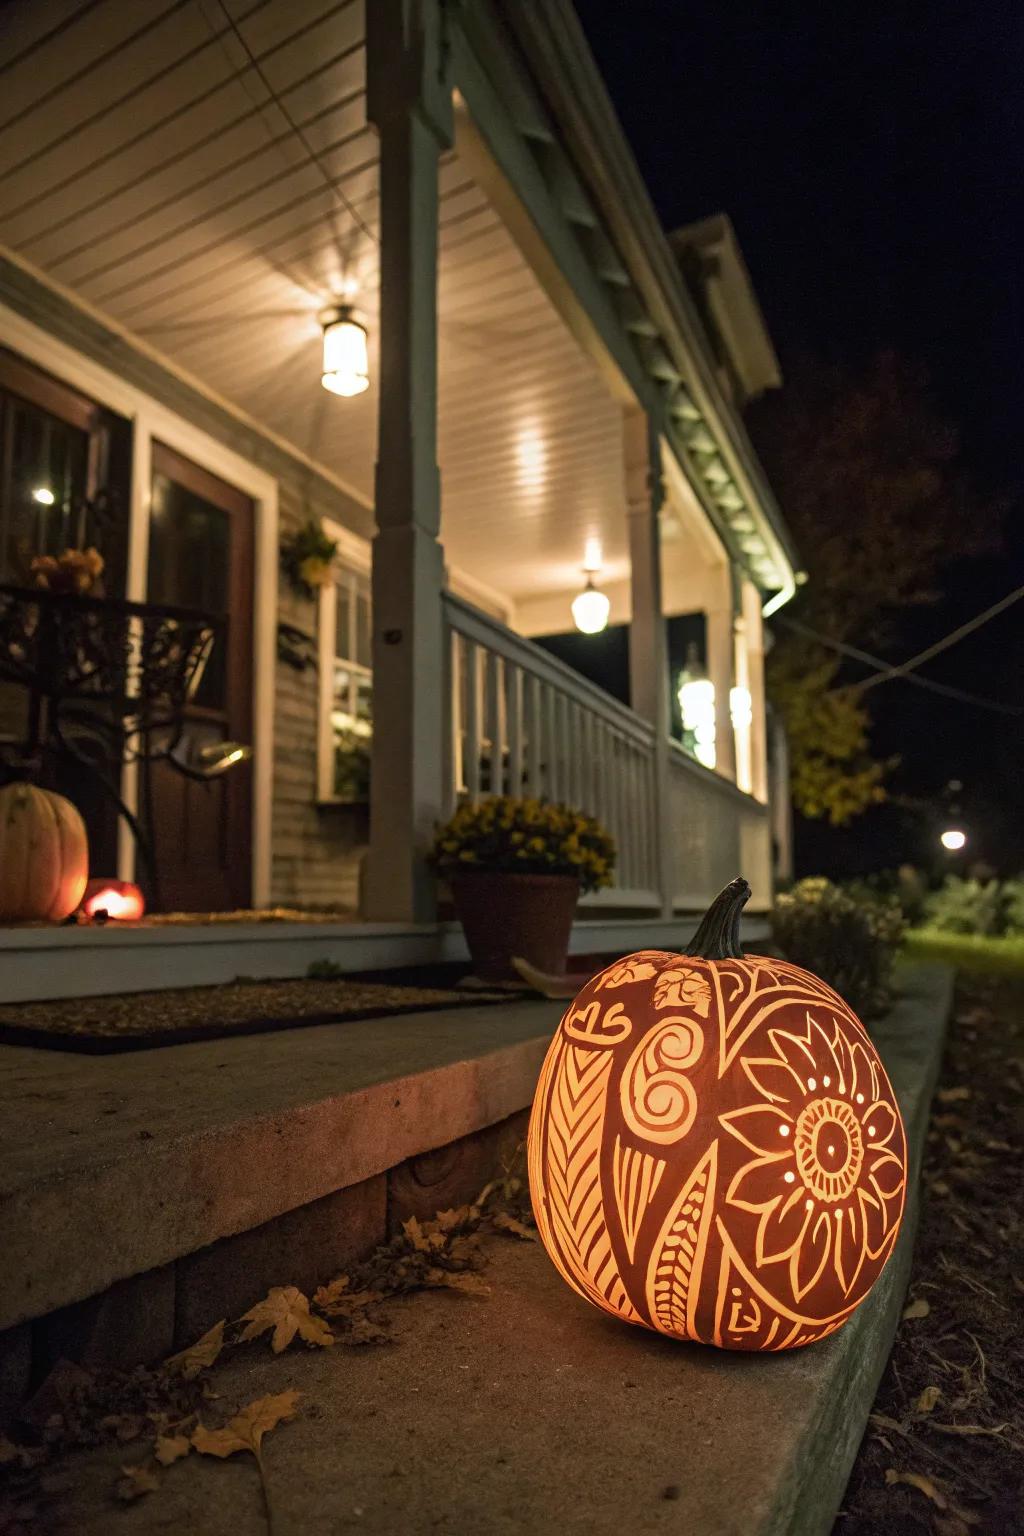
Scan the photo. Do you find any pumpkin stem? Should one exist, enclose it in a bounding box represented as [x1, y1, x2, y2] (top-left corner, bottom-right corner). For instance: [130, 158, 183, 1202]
[683, 876, 751, 961]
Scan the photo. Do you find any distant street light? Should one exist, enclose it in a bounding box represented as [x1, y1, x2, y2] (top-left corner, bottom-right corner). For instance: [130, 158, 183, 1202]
[940, 828, 967, 852]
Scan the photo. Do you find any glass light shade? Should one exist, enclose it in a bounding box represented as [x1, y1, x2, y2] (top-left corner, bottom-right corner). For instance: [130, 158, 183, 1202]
[679, 675, 716, 770]
[729, 685, 753, 731]
[32, 487, 55, 506]
[572, 579, 610, 634]
[321, 308, 369, 397]
[940, 828, 967, 851]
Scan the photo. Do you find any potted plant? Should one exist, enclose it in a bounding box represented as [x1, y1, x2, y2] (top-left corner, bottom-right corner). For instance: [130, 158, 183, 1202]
[431, 795, 615, 982]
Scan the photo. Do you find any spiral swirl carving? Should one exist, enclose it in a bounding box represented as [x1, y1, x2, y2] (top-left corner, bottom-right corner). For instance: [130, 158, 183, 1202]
[619, 1018, 703, 1144]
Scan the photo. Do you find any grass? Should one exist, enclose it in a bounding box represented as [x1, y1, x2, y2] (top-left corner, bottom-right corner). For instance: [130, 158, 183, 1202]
[905, 926, 1024, 978]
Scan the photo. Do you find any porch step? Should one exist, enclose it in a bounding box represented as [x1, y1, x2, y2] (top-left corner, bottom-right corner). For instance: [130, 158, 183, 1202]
[0, 914, 771, 1003]
[0, 1000, 561, 1337]
[14, 963, 952, 1534]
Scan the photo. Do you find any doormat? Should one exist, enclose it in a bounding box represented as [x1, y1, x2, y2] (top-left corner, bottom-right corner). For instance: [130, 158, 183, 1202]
[0, 976, 518, 1055]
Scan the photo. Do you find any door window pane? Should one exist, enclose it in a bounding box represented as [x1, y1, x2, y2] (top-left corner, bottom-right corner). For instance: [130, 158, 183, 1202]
[1, 394, 90, 581]
[147, 470, 231, 708]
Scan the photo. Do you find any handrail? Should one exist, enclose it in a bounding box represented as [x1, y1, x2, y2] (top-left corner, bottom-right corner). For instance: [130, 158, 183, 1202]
[443, 590, 655, 747]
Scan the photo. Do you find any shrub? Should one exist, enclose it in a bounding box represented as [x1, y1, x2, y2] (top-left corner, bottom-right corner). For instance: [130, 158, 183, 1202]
[923, 876, 1005, 937]
[770, 876, 906, 1022]
[999, 877, 1024, 936]
[431, 796, 615, 894]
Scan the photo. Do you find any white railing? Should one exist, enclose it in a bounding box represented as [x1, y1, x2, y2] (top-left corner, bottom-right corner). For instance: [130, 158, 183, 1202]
[667, 742, 769, 909]
[443, 593, 659, 905]
[442, 592, 774, 913]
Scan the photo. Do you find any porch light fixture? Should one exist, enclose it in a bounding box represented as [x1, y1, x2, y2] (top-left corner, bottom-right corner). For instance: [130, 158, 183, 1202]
[571, 577, 610, 635]
[32, 487, 56, 506]
[940, 827, 967, 852]
[321, 305, 369, 397]
[679, 644, 716, 770]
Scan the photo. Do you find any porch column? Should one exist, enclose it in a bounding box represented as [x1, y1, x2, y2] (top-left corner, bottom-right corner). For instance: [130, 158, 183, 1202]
[364, 1, 453, 923]
[625, 409, 674, 918]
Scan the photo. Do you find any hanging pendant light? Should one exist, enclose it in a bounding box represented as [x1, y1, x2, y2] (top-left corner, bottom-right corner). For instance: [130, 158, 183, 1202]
[571, 575, 611, 635]
[321, 305, 369, 397]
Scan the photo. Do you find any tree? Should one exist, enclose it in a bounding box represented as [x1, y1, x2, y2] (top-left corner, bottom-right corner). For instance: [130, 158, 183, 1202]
[748, 352, 1000, 824]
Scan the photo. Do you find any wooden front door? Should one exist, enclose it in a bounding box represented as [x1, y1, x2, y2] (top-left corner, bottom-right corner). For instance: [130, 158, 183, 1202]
[143, 442, 254, 912]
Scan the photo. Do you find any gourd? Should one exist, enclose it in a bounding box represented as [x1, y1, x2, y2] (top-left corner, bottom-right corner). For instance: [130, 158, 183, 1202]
[528, 877, 907, 1350]
[0, 783, 89, 922]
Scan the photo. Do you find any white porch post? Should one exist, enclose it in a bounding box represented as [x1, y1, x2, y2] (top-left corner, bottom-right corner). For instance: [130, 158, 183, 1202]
[364, 1, 453, 923]
[625, 409, 674, 918]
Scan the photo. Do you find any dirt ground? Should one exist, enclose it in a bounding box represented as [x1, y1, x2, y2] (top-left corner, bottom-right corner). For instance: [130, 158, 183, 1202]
[837, 976, 1024, 1535]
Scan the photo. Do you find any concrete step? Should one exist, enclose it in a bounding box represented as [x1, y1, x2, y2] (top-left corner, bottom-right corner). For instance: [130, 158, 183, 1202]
[0, 999, 562, 1337]
[32, 962, 953, 1536]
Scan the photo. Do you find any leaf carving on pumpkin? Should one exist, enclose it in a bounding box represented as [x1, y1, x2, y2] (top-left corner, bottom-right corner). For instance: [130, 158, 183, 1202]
[597, 957, 658, 989]
[237, 1287, 334, 1353]
[653, 967, 712, 1018]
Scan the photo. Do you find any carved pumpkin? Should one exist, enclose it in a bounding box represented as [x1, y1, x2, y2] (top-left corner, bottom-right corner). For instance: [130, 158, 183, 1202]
[82, 878, 146, 922]
[528, 877, 907, 1351]
[0, 783, 89, 922]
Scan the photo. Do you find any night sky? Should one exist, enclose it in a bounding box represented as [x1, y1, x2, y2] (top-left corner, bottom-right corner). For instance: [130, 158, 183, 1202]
[574, 0, 1024, 876]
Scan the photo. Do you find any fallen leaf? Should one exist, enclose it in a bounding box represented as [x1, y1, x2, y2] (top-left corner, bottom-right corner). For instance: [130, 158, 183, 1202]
[915, 1386, 941, 1414]
[313, 1275, 383, 1318]
[929, 1180, 952, 1197]
[932, 1422, 1008, 1438]
[116, 1463, 160, 1502]
[154, 1433, 192, 1466]
[902, 1297, 931, 1321]
[164, 1319, 225, 1379]
[869, 1412, 905, 1435]
[191, 1391, 301, 1461]
[402, 1216, 432, 1253]
[336, 1314, 392, 1346]
[238, 1288, 334, 1353]
[436, 1270, 491, 1296]
[492, 1212, 536, 1241]
[434, 1206, 471, 1231]
[885, 1468, 947, 1509]
[937, 1087, 970, 1104]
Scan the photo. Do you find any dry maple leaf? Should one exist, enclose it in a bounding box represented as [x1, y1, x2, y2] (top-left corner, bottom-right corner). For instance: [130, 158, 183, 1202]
[492, 1212, 536, 1242]
[116, 1463, 160, 1501]
[191, 1391, 301, 1462]
[902, 1296, 930, 1321]
[885, 1468, 947, 1509]
[238, 1287, 334, 1353]
[434, 1270, 491, 1296]
[154, 1433, 191, 1466]
[164, 1319, 225, 1379]
[402, 1217, 432, 1253]
[313, 1275, 383, 1317]
[915, 1385, 941, 1414]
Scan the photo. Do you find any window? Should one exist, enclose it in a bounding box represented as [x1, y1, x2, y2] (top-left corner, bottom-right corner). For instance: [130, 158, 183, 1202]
[318, 533, 372, 802]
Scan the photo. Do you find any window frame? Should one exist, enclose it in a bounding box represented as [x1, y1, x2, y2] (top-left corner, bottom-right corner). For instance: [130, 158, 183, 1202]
[317, 521, 372, 804]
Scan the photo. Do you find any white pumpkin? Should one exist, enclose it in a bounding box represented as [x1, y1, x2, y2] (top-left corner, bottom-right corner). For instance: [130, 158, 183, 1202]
[0, 783, 89, 921]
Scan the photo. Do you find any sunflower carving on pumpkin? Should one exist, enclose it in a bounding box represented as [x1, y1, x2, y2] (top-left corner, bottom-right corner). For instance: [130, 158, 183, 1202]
[721, 1012, 904, 1303]
[528, 877, 909, 1351]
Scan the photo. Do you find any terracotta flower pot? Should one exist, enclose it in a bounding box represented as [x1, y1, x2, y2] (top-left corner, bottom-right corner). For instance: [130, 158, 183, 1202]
[451, 871, 580, 983]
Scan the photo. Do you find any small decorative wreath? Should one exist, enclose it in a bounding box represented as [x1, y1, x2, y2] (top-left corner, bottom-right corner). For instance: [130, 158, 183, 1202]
[280, 518, 338, 599]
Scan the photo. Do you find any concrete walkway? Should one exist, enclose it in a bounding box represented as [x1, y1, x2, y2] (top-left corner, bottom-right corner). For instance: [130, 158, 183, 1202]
[31, 965, 952, 1536]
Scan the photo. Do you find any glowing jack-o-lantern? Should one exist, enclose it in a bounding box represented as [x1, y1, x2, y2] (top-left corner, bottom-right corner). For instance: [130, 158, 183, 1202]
[82, 878, 146, 922]
[528, 877, 907, 1351]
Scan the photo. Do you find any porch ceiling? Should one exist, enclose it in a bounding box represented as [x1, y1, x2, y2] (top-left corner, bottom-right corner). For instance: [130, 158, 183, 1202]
[0, 0, 628, 606]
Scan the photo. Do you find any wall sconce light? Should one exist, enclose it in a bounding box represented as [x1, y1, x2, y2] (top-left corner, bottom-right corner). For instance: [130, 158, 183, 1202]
[321, 305, 369, 396]
[678, 643, 716, 770]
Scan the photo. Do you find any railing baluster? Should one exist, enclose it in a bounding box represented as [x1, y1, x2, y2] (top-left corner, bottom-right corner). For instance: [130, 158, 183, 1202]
[545, 685, 558, 801]
[464, 639, 480, 803]
[485, 650, 502, 795]
[506, 661, 523, 797]
[525, 673, 541, 795]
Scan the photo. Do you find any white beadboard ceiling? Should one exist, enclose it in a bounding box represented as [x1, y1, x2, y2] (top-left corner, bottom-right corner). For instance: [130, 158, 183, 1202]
[0, 0, 629, 604]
